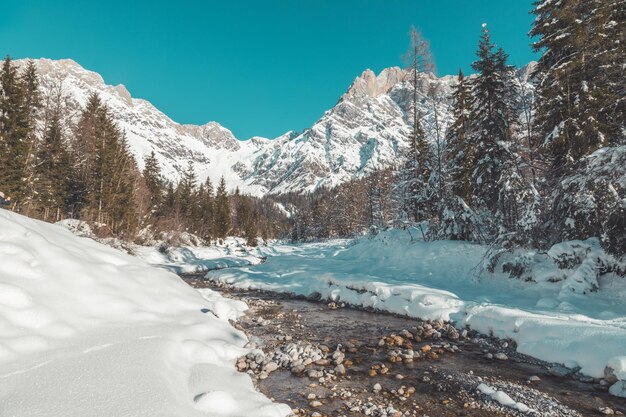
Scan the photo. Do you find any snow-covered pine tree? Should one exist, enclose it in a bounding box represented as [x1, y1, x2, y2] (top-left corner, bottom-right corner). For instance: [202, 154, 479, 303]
[469, 24, 522, 239]
[531, 0, 624, 176]
[593, 0, 626, 145]
[429, 68, 487, 241]
[532, 0, 626, 253]
[445, 69, 473, 204]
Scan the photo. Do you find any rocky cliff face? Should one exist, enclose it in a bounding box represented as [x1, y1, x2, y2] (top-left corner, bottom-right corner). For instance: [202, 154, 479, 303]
[19, 58, 531, 195]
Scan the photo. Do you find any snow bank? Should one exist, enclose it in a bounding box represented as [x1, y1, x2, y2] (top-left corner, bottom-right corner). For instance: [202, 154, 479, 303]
[132, 237, 269, 274]
[477, 383, 532, 413]
[0, 210, 290, 417]
[203, 230, 626, 390]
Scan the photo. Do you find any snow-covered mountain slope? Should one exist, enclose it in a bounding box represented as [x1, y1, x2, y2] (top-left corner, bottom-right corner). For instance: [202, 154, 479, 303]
[19, 58, 267, 194]
[20, 58, 533, 195]
[244, 68, 456, 193]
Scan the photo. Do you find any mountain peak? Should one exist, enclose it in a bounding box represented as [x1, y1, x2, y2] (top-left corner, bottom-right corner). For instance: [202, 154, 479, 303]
[344, 67, 407, 99]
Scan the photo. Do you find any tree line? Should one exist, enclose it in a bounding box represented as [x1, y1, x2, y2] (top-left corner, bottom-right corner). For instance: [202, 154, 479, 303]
[285, 0, 625, 256]
[0, 57, 289, 244]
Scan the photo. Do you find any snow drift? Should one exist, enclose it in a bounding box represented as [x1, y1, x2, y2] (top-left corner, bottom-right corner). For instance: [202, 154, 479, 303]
[0, 209, 290, 417]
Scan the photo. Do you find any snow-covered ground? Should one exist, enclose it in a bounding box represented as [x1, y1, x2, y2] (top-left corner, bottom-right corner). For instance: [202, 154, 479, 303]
[0, 210, 290, 417]
[132, 237, 268, 274]
[168, 229, 625, 397]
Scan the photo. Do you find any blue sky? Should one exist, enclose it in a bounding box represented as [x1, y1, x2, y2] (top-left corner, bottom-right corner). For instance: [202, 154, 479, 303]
[1, 1, 539, 139]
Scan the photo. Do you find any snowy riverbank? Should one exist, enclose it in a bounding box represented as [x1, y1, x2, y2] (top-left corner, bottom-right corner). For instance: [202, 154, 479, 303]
[193, 230, 626, 397]
[0, 210, 290, 417]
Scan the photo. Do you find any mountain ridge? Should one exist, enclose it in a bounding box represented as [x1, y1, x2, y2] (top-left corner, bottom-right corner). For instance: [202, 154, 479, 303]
[16, 57, 534, 196]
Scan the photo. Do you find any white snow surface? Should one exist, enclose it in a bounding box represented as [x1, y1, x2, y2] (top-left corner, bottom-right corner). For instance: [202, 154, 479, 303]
[133, 237, 269, 275]
[0, 210, 290, 417]
[477, 383, 532, 413]
[139, 229, 626, 390]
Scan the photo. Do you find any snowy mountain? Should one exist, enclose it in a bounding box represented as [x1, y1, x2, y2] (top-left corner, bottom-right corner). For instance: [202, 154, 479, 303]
[20, 58, 531, 195]
[244, 68, 456, 193]
[19, 59, 267, 194]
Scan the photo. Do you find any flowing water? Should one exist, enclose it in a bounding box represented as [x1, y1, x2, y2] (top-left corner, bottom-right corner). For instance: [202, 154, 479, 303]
[184, 275, 626, 417]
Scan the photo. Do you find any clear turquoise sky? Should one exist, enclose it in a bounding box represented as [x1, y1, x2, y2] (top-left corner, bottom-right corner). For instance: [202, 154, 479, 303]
[1, 1, 539, 139]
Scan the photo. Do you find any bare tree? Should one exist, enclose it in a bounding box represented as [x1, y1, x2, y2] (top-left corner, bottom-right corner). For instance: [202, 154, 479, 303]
[396, 25, 436, 239]
[426, 83, 449, 200]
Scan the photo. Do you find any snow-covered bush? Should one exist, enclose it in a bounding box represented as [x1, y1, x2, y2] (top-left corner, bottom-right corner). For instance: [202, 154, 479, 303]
[495, 238, 624, 294]
[55, 219, 93, 237]
[430, 196, 487, 242]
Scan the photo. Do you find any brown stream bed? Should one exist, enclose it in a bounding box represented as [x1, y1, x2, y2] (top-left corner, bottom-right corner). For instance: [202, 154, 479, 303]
[184, 276, 625, 417]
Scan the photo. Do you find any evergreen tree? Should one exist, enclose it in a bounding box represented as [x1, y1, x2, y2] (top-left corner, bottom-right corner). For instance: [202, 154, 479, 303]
[35, 89, 71, 220]
[429, 68, 488, 241]
[69, 93, 101, 215]
[531, 0, 624, 176]
[143, 151, 163, 214]
[213, 176, 231, 240]
[176, 161, 197, 217]
[70, 93, 137, 234]
[469, 25, 519, 220]
[445, 69, 473, 203]
[164, 182, 177, 214]
[19, 60, 42, 213]
[531, 0, 626, 250]
[199, 176, 215, 242]
[0, 56, 30, 205]
[237, 196, 258, 246]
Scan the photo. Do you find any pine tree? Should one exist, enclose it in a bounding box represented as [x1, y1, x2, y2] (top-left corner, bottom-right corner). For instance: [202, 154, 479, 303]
[35, 87, 71, 220]
[530, 0, 624, 177]
[445, 69, 473, 203]
[19, 60, 42, 213]
[469, 25, 519, 219]
[213, 176, 231, 240]
[429, 68, 487, 242]
[164, 182, 177, 214]
[237, 196, 258, 246]
[176, 161, 197, 217]
[531, 0, 626, 250]
[69, 93, 137, 234]
[0, 56, 30, 205]
[143, 151, 163, 214]
[68, 93, 101, 215]
[199, 176, 215, 242]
